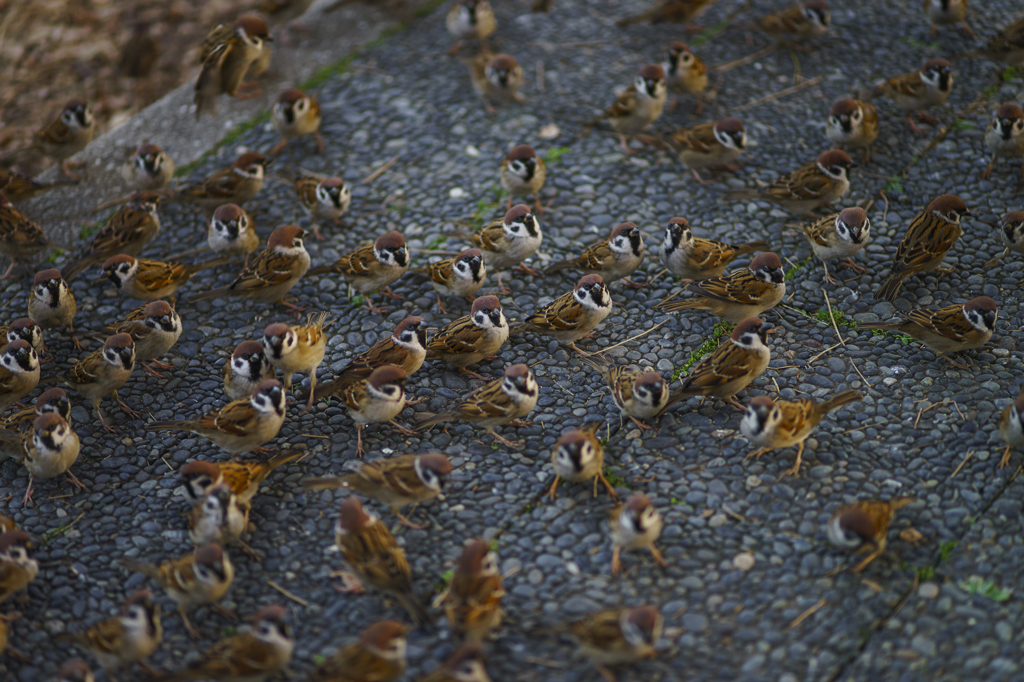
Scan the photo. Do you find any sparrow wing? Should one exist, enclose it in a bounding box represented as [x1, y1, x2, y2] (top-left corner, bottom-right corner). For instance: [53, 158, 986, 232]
[604, 84, 638, 119]
[575, 240, 615, 270]
[472, 220, 509, 253]
[685, 269, 771, 306]
[427, 317, 485, 355]
[523, 291, 586, 332]
[666, 121, 717, 154]
[226, 249, 300, 292]
[905, 304, 974, 341]
[678, 341, 752, 391]
[335, 244, 378, 279]
[688, 238, 739, 271]
[889, 214, 960, 277]
[457, 381, 516, 420]
[799, 213, 839, 248]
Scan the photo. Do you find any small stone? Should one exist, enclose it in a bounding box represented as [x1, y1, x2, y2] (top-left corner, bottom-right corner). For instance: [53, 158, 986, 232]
[917, 582, 939, 599]
[745, 476, 761, 489]
[733, 552, 755, 571]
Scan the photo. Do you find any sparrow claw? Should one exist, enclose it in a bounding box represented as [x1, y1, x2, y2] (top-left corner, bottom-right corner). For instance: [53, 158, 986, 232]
[331, 570, 366, 594]
[389, 419, 419, 437]
[999, 445, 1013, 469]
[630, 417, 653, 431]
[141, 363, 168, 379]
[380, 287, 404, 301]
[513, 263, 543, 277]
[621, 278, 646, 289]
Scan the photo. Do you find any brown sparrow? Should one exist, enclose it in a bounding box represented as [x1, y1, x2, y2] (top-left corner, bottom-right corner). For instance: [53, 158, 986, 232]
[56, 591, 162, 678]
[860, 296, 997, 368]
[425, 295, 508, 379]
[548, 422, 617, 500]
[417, 363, 538, 448]
[1, 388, 72, 437]
[309, 316, 427, 399]
[796, 207, 871, 284]
[582, 356, 670, 429]
[0, 192, 51, 279]
[28, 268, 77, 341]
[307, 620, 408, 682]
[208, 204, 260, 261]
[29, 100, 95, 179]
[224, 340, 276, 400]
[724, 149, 852, 214]
[924, 0, 973, 37]
[63, 191, 162, 281]
[105, 300, 182, 378]
[826, 98, 879, 164]
[171, 152, 271, 217]
[997, 394, 1024, 468]
[662, 42, 708, 113]
[0, 340, 40, 412]
[292, 172, 350, 241]
[420, 644, 490, 682]
[156, 605, 293, 682]
[121, 543, 234, 639]
[121, 144, 175, 191]
[611, 493, 665, 575]
[446, 0, 497, 55]
[302, 452, 452, 528]
[270, 88, 324, 155]
[180, 450, 305, 507]
[442, 539, 505, 644]
[874, 194, 969, 302]
[659, 216, 768, 281]
[0, 167, 76, 205]
[0, 318, 44, 357]
[413, 248, 486, 312]
[65, 333, 137, 431]
[545, 222, 645, 286]
[864, 58, 953, 135]
[188, 486, 250, 554]
[14, 413, 82, 506]
[981, 103, 1024, 180]
[661, 117, 747, 184]
[656, 252, 785, 323]
[337, 365, 414, 457]
[334, 497, 431, 625]
[500, 145, 546, 213]
[827, 497, 916, 572]
[307, 230, 409, 314]
[964, 16, 1024, 67]
[452, 204, 543, 292]
[190, 224, 310, 310]
[617, 0, 716, 27]
[146, 379, 286, 454]
[754, 0, 831, 42]
[741, 390, 863, 477]
[468, 52, 525, 114]
[0, 530, 38, 603]
[669, 317, 772, 409]
[594, 65, 667, 154]
[509, 274, 613, 354]
[102, 254, 225, 303]
[568, 605, 663, 682]
[262, 312, 329, 410]
[194, 16, 273, 119]
[985, 211, 1024, 268]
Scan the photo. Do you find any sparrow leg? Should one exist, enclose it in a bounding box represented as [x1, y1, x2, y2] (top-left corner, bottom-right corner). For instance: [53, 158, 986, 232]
[235, 88, 264, 101]
[65, 470, 86, 489]
[59, 160, 84, 181]
[22, 474, 35, 507]
[304, 379, 317, 412]
[331, 570, 366, 593]
[483, 99, 497, 115]
[547, 475, 561, 500]
[689, 169, 711, 185]
[727, 397, 746, 411]
[960, 19, 976, 38]
[940, 353, 971, 370]
[140, 362, 168, 379]
[780, 442, 804, 479]
[362, 298, 391, 315]
[238, 539, 263, 561]
[980, 154, 996, 180]
[850, 547, 883, 573]
[458, 367, 488, 381]
[617, 134, 636, 155]
[533, 195, 546, 215]
[268, 138, 288, 156]
[630, 416, 653, 431]
[985, 249, 1010, 268]
[611, 546, 622, 576]
[435, 292, 449, 314]
[821, 260, 837, 285]
[179, 606, 203, 639]
[311, 224, 326, 241]
[999, 445, 1013, 469]
[694, 93, 705, 116]
[278, 297, 311, 314]
[513, 262, 544, 277]
[930, 23, 938, 36]
[593, 663, 618, 682]
[380, 287, 404, 300]
[388, 419, 419, 437]
[506, 196, 514, 211]
[917, 111, 940, 125]
[395, 510, 427, 530]
[446, 40, 463, 56]
[934, 266, 955, 276]
[139, 661, 160, 677]
[404, 396, 426, 406]
[862, 146, 871, 165]
[2, 643, 29, 662]
[212, 603, 237, 619]
[148, 360, 176, 371]
[568, 342, 593, 357]
[649, 543, 667, 568]
[493, 271, 511, 295]
[355, 424, 365, 457]
[507, 419, 533, 427]
[621, 278, 646, 289]
[597, 471, 619, 500]
[840, 257, 867, 274]
[487, 428, 522, 449]
[315, 132, 326, 154]
[1, 261, 16, 279]
[114, 391, 141, 419]
[744, 447, 769, 461]
[97, 401, 117, 432]
[905, 114, 926, 136]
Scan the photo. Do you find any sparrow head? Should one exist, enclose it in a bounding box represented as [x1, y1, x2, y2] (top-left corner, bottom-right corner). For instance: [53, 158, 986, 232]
[827, 506, 877, 549]
[620, 493, 661, 533]
[231, 340, 270, 380]
[573, 274, 611, 310]
[732, 317, 771, 348]
[1010, 394, 1024, 430]
[5, 317, 42, 350]
[458, 538, 500, 577]
[501, 363, 537, 401]
[749, 252, 785, 285]
[35, 387, 72, 422]
[920, 58, 952, 91]
[60, 99, 94, 129]
[32, 269, 67, 307]
[268, 224, 306, 254]
[359, 620, 408, 662]
[963, 296, 997, 333]
[633, 371, 666, 408]
[194, 542, 229, 582]
[503, 204, 540, 240]
[663, 216, 692, 255]
[609, 222, 644, 257]
[32, 413, 72, 454]
[316, 177, 349, 210]
[235, 15, 272, 48]
[816, 149, 853, 180]
[828, 98, 863, 134]
[485, 54, 520, 88]
[251, 605, 292, 644]
[926, 194, 969, 224]
[337, 496, 374, 534]
[393, 316, 427, 349]
[453, 248, 485, 283]
[232, 151, 271, 179]
[621, 606, 663, 649]
[636, 64, 666, 99]
[57, 660, 94, 682]
[740, 395, 783, 440]
[127, 190, 161, 215]
[801, 0, 830, 28]
[200, 485, 234, 526]
[552, 427, 600, 476]
[440, 644, 489, 682]
[133, 143, 169, 177]
[102, 254, 139, 288]
[1001, 211, 1024, 246]
[663, 41, 695, 76]
[262, 322, 297, 360]
[367, 364, 407, 400]
[374, 230, 409, 268]
[834, 207, 870, 246]
[471, 295, 505, 329]
[0, 530, 32, 562]
[505, 145, 538, 180]
[250, 379, 286, 415]
[143, 300, 180, 333]
[992, 103, 1024, 141]
[415, 453, 452, 492]
[0, 339, 38, 374]
[180, 460, 221, 502]
[210, 204, 251, 242]
[103, 333, 136, 369]
[121, 589, 159, 634]
[274, 88, 310, 125]
[713, 117, 746, 150]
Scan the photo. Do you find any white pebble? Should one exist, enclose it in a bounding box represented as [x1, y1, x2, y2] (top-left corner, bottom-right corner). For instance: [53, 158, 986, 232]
[733, 552, 755, 571]
[449, 187, 465, 198]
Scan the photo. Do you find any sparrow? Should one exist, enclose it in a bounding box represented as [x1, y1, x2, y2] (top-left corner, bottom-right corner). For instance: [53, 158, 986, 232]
[446, 0, 497, 55]
[981, 103, 1024, 180]
[668, 317, 772, 409]
[661, 117, 746, 184]
[170, 152, 271, 217]
[270, 88, 324, 155]
[568, 606, 663, 682]
[65, 333, 137, 431]
[56, 590, 162, 678]
[14, 414, 81, 506]
[986, 211, 1024, 268]
[419, 644, 490, 682]
[442, 539, 505, 644]
[0, 530, 38, 603]
[594, 64, 667, 154]
[741, 390, 863, 477]
[0, 192, 51, 279]
[0, 167, 76, 204]
[121, 144, 175, 191]
[0, 318, 44, 357]
[417, 363, 538, 448]
[508, 274, 613, 354]
[413, 248, 486, 312]
[616, 0, 716, 28]
[724, 149, 852, 214]
[548, 422, 617, 500]
[0, 339, 40, 412]
[860, 296, 997, 368]
[309, 316, 427, 399]
[451, 204, 542, 292]
[863, 58, 953, 135]
[754, 0, 831, 42]
[29, 100, 95, 179]
[180, 449, 305, 507]
[302, 452, 452, 528]
[194, 16, 273, 119]
[262, 312, 329, 409]
[500, 144, 546, 212]
[611, 493, 665, 575]
[334, 497, 431, 625]
[662, 42, 708, 113]
[121, 543, 234, 639]
[188, 486, 250, 554]
[154, 605, 293, 682]
[307, 230, 409, 314]
[63, 191, 162, 281]
[826, 98, 879, 164]
[208, 204, 260, 261]
[659, 216, 769, 281]
[104, 300, 182, 378]
[827, 497, 916, 572]
[102, 254, 225, 303]
[27, 268, 77, 341]
[56, 660, 95, 682]
[424, 295, 508, 379]
[963, 15, 1024, 67]
[291, 172, 350, 241]
[795, 207, 871, 284]
[655, 252, 785, 323]
[336, 365, 413, 457]
[224, 340, 277, 400]
[0, 387, 71, 439]
[581, 356, 670, 429]
[306, 620, 408, 682]
[544, 222, 645, 286]
[924, 0, 973, 37]
[467, 52, 525, 114]
[145, 379, 286, 454]
[997, 394, 1024, 468]
[190, 224, 310, 310]
[874, 194, 969, 302]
